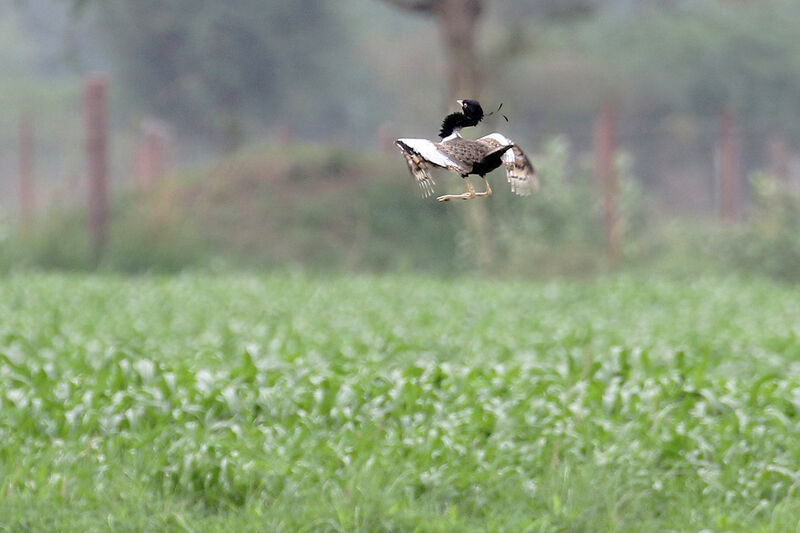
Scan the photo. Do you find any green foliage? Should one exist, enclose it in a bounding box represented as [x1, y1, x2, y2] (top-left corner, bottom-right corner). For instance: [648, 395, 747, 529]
[2, 144, 468, 274]
[11, 136, 800, 286]
[493, 137, 646, 276]
[7, 210, 94, 271]
[104, 196, 210, 273]
[719, 174, 800, 281]
[577, 0, 800, 128]
[496, 0, 800, 141]
[2, 274, 800, 530]
[92, 0, 355, 143]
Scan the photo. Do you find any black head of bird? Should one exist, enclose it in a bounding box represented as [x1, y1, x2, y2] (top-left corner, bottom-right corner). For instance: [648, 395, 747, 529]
[458, 99, 484, 125]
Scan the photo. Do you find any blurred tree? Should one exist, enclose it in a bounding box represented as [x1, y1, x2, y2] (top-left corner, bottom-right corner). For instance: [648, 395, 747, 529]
[380, 0, 484, 102]
[507, 0, 595, 22]
[83, 0, 350, 150]
[379, 0, 496, 271]
[580, 0, 800, 132]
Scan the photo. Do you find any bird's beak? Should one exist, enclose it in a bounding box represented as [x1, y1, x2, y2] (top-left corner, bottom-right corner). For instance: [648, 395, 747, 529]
[456, 100, 464, 106]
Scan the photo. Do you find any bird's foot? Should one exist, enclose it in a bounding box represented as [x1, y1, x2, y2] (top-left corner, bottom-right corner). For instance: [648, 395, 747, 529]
[437, 192, 476, 202]
[438, 179, 477, 202]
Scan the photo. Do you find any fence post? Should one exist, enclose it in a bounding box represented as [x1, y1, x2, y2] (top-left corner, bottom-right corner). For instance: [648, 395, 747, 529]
[19, 111, 35, 233]
[718, 106, 742, 222]
[277, 122, 294, 146]
[767, 134, 789, 182]
[86, 74, 109, 265]
[593, 102, 621, 266]
[135, 119, 168, 191]
[378, 121, 396, 154]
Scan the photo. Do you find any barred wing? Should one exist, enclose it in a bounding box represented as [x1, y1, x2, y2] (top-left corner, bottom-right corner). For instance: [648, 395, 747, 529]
[478, 133, 539, 196]
[395, 138, 468, 198]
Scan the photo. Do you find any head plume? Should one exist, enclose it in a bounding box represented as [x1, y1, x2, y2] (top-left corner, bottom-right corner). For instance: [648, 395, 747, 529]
[439, 113, 466, 138]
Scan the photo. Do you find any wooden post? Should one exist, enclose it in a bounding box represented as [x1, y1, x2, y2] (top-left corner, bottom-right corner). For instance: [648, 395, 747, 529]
[593, 102, 621, 266]
[135, 119, 168, 191]
[718, 106, 742, 222]
[19, 111, 35, 233]
[767, 134, 789, 182]
[378, 122, 396, 154]
[277, 122, 294, 146]
[85, 74, 109, 264]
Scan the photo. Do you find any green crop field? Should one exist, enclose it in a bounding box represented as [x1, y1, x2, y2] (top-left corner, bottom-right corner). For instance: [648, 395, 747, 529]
[2, 274, 800, 532]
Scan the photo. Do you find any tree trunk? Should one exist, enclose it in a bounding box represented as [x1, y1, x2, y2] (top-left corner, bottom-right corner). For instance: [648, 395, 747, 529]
[435, 0, 493, 271]
[379, 0, 492, 271]
[434, 0, 483, 102]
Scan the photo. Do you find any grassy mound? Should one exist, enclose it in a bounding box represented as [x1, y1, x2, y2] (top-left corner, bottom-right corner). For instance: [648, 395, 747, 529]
[3, 144, 464, 274]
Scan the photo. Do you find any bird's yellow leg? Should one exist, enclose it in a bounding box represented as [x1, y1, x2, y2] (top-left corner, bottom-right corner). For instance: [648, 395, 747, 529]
[437, 178, 476, 202]
[474, 177, 492, 198]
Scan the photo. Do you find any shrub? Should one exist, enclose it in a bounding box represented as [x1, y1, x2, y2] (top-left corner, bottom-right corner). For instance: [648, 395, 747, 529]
[721, 173, 800, 281]
[493, 136, 647, 277]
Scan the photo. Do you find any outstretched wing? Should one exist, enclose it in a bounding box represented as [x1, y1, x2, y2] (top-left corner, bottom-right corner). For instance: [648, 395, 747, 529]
[395, 138, 468, 198]
[478, 133, 539, 196]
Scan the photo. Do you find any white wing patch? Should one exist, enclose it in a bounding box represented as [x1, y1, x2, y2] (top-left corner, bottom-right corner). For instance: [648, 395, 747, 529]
[481, 133, 513, 145]
[478, 133, 539, 196]
[396, 138, 462, 170]
[395, 138, 471, 197]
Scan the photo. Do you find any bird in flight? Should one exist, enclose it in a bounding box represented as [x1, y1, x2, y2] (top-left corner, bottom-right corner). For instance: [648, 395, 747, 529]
[395, 99, 538, 202]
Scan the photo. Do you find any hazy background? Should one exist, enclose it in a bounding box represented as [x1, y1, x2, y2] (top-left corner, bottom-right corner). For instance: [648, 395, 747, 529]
[3, 0, 800, 279]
